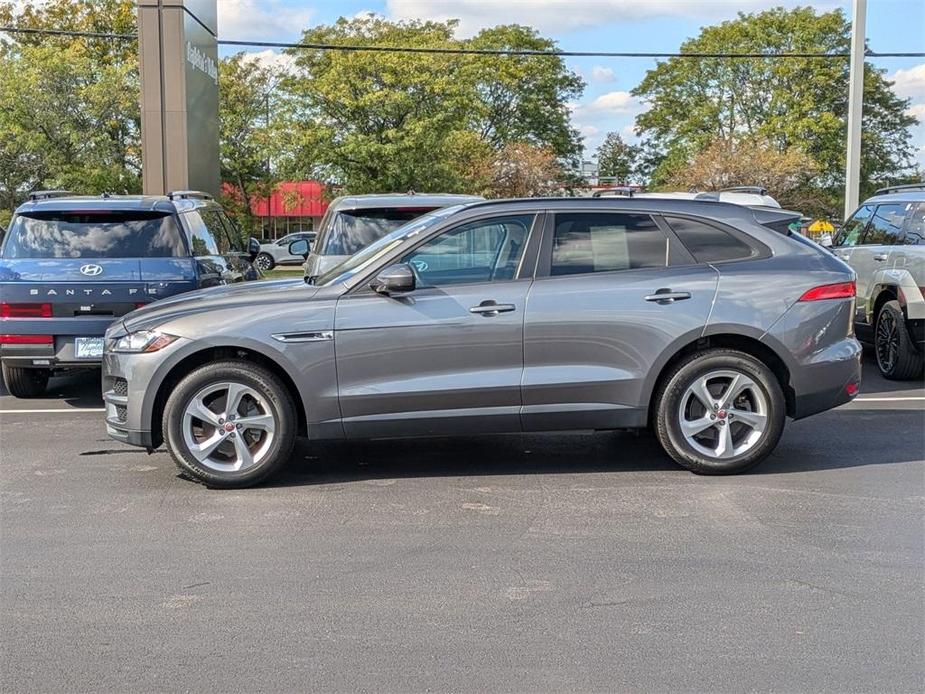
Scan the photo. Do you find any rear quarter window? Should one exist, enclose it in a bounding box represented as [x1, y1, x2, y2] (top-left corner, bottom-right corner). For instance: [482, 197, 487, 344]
[1, 211, 185, 259]
[664, 216, 756, 263]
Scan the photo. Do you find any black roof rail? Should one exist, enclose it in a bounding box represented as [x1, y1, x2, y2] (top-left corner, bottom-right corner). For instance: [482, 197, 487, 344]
[693, 191, 721, 201]
[721, 186, 768, 195]
[167, 190, 213, 201]
[873, 183, 925, 196]
[28, 190, 74, 201]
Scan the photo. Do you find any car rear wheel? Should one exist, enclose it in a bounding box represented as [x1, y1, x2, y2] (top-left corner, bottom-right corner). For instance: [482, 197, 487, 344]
[163, 360, 296, 487]
[875, 300, 923, 380]
[654, 349, 786, 475]
[254, 252, 275, 271]
[1, 363, 50, 398]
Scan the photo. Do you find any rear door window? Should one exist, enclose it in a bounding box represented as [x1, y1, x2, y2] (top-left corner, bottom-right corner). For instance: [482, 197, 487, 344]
[903, 203, 925, 245]
[549, 212, 667, 276]
[324, 207, 439, 256]
[0, 211, 185, 258]
[664, 216, 755, 263]
[861, 204, 908, 245]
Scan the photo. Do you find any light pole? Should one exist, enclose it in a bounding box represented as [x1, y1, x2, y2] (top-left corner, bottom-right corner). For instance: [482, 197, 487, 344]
[844, 0, 867, 220]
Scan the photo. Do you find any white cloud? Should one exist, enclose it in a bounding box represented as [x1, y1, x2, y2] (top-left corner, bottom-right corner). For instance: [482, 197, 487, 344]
[590, 66, 615, 83]
[217, 0, 314, 42]
[889, 63, 925, 102]
[585, 91, 643, 115]
[238, 49, 297, 74]
[907, 103, 925, 121]
[386, 0, 841, 36]
[579, 124, 600, 137]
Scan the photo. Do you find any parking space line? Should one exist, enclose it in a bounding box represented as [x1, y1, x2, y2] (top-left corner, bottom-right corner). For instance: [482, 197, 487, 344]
[854, 396, 925, 402]
[0, 408, 106, 414]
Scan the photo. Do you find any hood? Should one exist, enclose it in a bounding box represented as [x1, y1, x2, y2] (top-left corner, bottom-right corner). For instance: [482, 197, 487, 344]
[123, 278, 319, 332]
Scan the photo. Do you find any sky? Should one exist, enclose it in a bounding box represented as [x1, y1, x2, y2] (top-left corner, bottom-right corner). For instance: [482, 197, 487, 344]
[217, 0, 925, 166]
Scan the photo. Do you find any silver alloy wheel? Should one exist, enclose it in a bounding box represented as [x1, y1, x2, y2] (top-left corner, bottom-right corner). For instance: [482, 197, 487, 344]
[678, 369, 769, 460]
[181, 381, 276, 472]
[255, 253, 273, 271]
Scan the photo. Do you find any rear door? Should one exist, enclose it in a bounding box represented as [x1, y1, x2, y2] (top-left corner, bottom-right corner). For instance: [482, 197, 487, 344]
[521, 210, 718, 431]
[334, 213, 538, 438]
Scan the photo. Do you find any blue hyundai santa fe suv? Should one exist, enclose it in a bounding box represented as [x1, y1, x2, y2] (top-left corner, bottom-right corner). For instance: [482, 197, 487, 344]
[0, 190, 261, 397]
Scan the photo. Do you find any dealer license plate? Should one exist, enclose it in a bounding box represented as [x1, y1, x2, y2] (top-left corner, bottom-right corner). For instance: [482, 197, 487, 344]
[74, 337, 105, 359]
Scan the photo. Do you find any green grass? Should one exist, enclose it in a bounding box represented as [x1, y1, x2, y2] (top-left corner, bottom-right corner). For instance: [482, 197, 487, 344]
[261, 267, 304, 280]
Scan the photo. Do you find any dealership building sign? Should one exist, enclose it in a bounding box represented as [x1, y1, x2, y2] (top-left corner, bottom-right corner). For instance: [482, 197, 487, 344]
[137, 1, 220, 198]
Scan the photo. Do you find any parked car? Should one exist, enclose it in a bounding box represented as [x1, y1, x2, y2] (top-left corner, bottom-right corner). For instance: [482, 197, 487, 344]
[253, 231, 316, 271]
[301, 193, 482, 278]
[833, 183, 925, 379]
[0, 190, 262, 398]
[103, 197, 861, 488]
[594, 186, 782, 209]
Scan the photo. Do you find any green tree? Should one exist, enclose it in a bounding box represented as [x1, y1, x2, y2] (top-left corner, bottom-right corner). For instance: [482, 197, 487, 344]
[595, 132, 638, 183]
[218, 54, 288, 236]
[281, 16, 583, 193]
[632, 6, 917, 201]
[0, 0, 140, 212]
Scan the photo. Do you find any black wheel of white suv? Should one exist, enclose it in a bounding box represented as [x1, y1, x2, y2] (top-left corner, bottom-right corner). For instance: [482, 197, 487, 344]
[254, 252, 275, 272]
[1, 363, 50, 398]
[654, 349, 786, 475]
[163, 360, 296, 487]
[875, 300, 924, 380]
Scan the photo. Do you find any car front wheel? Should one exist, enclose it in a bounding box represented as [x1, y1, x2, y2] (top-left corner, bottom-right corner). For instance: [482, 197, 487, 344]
[163, 360, 297, 487]
[875, 300, 924, 380]
[654, 349, 786, 475]
[254, 252, 275, 271]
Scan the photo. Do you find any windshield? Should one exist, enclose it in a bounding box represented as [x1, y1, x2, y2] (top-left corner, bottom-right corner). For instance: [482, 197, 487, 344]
[2, 211, 185, 259]
[322, 206, 442, 256]
[316, 205, 464, 286]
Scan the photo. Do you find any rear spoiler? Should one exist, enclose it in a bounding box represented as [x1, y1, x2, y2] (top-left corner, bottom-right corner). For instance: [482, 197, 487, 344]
[749, 206, 802, 235]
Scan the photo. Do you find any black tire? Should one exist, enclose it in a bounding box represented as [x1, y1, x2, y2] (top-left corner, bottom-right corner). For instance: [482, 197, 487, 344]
[163, 360, 297, 488]
[254, 253, 275, 271]
[874, 300, 924, 381]
[654, 349, 786, 475]
[1, 363, 50, 398]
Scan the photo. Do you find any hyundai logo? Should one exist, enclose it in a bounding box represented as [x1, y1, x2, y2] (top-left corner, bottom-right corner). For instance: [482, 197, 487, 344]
[79, 264, 103, 277]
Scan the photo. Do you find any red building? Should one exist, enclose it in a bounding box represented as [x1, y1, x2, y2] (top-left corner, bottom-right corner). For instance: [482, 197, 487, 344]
[227, 181, 330, 240]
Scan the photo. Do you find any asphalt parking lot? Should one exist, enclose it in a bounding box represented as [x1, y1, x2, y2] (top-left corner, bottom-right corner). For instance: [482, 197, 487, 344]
[1, 352, 923, 693]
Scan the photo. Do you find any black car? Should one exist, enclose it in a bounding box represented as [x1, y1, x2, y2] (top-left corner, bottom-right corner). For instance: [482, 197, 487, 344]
[0, 190, 262, 397]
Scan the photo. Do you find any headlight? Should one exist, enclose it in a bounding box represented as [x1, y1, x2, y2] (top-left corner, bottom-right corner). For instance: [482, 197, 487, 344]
[112, 330, 178, 353]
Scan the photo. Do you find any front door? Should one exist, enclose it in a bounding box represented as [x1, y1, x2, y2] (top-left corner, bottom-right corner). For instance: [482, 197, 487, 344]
[522, 210, 719, 431]
[334, 213, 538, 438]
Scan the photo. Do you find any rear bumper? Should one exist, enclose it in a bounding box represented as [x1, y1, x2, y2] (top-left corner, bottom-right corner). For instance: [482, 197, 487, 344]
[0, 335, 105, 368]
[790, 337, 863, 419]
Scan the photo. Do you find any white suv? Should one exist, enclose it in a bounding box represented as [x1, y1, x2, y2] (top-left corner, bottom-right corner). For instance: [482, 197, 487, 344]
[833, 185, 925, 380]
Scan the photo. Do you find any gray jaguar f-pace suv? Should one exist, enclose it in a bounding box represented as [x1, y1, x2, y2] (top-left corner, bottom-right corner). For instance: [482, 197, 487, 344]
[103, 198, 861, 487]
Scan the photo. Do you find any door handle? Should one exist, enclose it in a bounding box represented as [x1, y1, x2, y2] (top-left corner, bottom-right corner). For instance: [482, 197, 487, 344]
[873, 253, 889, 261]
[644, 290, 691, 304]
[469, 301, 516, 315]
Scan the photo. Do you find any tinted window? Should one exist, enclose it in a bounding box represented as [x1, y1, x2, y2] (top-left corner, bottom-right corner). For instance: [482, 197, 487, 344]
[551, 212, 666, 276]
[182, 211, 220, 256]
[904, 203, 925, 245]
[324, 207, 439, 256]
[200, 209, 238, 253]
[403, 215, 533, 287]
[835, 204, 874, 247]
[1, 211, 185, 259]
[861, 204, 908, 245]
[665, 216, 754, 263]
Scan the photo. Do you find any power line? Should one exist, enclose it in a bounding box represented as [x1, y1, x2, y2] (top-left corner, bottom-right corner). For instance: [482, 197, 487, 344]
[1, 26, 922, 59]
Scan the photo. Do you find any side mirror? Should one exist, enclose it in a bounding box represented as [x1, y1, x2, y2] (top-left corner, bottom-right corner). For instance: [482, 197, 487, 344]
[247, 236, 260, 260]
[289, 239, 310, 257]
[370, 263, 415, 295]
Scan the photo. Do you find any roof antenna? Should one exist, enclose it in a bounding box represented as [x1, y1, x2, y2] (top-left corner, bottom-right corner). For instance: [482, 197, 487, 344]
[407, 189, 415, 196]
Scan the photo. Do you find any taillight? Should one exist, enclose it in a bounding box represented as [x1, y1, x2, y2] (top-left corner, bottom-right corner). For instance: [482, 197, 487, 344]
[798, 281, 856, 302]
[0, 302, 52, 318]
[0, 334, 53, 344]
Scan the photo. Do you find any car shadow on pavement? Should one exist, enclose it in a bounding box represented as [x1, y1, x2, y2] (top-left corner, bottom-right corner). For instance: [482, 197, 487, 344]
[0, 369, 104, 408]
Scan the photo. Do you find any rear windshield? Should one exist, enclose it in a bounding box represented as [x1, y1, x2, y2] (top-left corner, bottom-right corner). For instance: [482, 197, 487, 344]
[322, 207, 440, 256]
[2, 211, 186, 259]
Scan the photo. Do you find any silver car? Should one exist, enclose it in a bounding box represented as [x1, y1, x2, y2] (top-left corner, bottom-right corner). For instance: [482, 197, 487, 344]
[103, 198, 862, 488]
[833, 184, 925, 380]
[253, 232, 316, 271]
